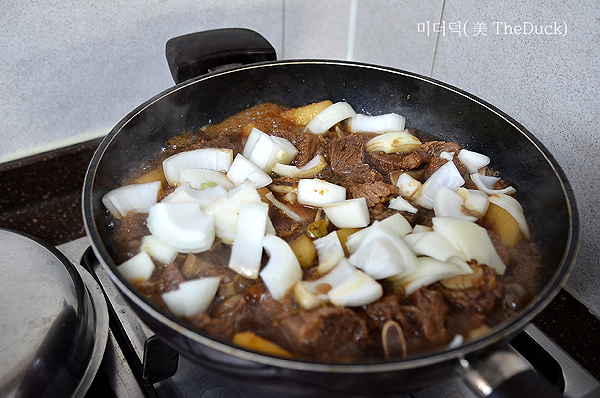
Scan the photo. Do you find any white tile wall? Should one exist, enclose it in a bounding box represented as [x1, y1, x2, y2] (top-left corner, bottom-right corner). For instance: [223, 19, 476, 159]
[1, 0, 598, 313]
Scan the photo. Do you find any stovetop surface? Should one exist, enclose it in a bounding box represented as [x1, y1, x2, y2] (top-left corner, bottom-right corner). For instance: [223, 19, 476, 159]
[56, 237, 600, 398]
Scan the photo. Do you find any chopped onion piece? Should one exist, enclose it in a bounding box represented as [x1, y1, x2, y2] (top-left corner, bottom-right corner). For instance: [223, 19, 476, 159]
[328, 270, 383, 307]
[229, 201, 269, 279]
[348, 222, 416, 279]
[102, 181, 161, 219]
[297, 178, 346, 207]
[243, 128, 298, 171]
[264, 191, 303, 222]
[348, 113, 405, 133]
[396, 173, 422, 199]
[432, 217, 506, 275]
[456, 188, 489, 218]
[388, 196, 418, 213]
[293, 282, 323, 310]
[178, 168, 235, 190]
[345, 214, 411, 254]
[147, 202, 215, 253]
[323, 197, 370, 228]
[162, 182, 227, 209]
[418, 161, 465, 209]
[365, 131, 421, 154]
[470, 173, 517, 195]
[440, 151, 455, 161]
[458, 149, 490, 174]
[203, 180, 262, 244]
[162, 148, 233, 186]
[306, 102, 356, 134]
[141, 235, 178, 264]
[304, 259, 357, 300]
[488, 194, 530, 238]
[314, 231, 346, 274]
[260, 234, 303, 300]
[161, 277, 221, 317]
[433, 185, 477, 222]
[117, 251, 155, 283]
[394, 257, 472, 295]
[402, 231, 470, 270]
[271, 154, 327, 178]
[226, 154, 273, 188]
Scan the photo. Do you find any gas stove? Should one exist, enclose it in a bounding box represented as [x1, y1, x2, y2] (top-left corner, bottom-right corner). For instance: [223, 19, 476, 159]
[57, 237, 600, 398]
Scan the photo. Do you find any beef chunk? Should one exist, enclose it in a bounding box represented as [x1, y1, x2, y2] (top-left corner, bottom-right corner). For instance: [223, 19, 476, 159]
[276, 306, 371, 360]
[348, 181, 396, 208]
[328, 134, 382, 185]
[402, 288, 449, 344]
[365, 151, 424, 178]
[294, 133, 322, 166]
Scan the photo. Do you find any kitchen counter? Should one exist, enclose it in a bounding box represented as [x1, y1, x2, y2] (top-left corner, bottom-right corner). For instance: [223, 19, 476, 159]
[1, 138, 599, 384]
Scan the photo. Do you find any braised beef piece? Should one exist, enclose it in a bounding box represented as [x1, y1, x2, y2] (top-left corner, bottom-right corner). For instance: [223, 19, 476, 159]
[402, 288, 449, 344]
[437, 265, 505, 316]
[275, 306, 372, 361]
[365, 151, 423, 178]
[348, 181, 397, 208]
[294, 133, 322, 166]
[327, 134, 383, 186]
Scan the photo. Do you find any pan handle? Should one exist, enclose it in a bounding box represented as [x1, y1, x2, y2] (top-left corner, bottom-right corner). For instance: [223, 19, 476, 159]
[165, 28, 277, 84]
[460, 343, 565, 398]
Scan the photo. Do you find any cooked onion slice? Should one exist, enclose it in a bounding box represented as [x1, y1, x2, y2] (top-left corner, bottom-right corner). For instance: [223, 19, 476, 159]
[458, 149, 490, 174]
[178, 168, 235, 190]
[306, 102, 356, 134]
[393, 257, 473, 295]
[488, 194, 530, 239]
[141, 235, 178, 264]
[297, 178, 346, 207]
[328, 270, 383, 307]
[162, 182, 228, 209]
[348, 113, 405, 133]
[323, 197, 370, 228]
[162, 148, 233, 186]
[161, 277, 221, 317]
[264, 192, 303, 222]
[226, 154, 273, 188]
[344, 214, 412, 255]
[117, 251, 155, 283]
[348, 222, 416, 279]
[202, 180, 262, 244]
[365, 131, 421, 154]
[271, 154, 327, 178]
[388, 196, 418, 213]
[147, 202, 215, 253]
[102, 181, 161, 219]
[470, 173, 516, 195]
[314, 231, 346, 274]
[456, 188, 489, 219]
[433, 186, 477, 222]
[418, 161, 465, 209]
[432, 217, 506, 275]
[303, 259, 357, 300]
[260, 234, 303, 300]
[228, 201, 270, 279]
[396, 173, 422, 199]
[243, 127, 298, 171]
[402, 231, 469, 270]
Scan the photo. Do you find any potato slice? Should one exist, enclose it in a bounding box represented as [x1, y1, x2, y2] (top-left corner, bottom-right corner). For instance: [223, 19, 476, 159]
[281, 100, 333, 126]
[484, 202, 523, 247]
[132, 165, 167, 187]
[232, 332, 294, 358]
[289, 235, 317, 269]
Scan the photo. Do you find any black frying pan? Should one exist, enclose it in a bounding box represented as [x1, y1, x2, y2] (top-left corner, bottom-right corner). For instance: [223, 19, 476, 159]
[83, 29, 579, 397]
